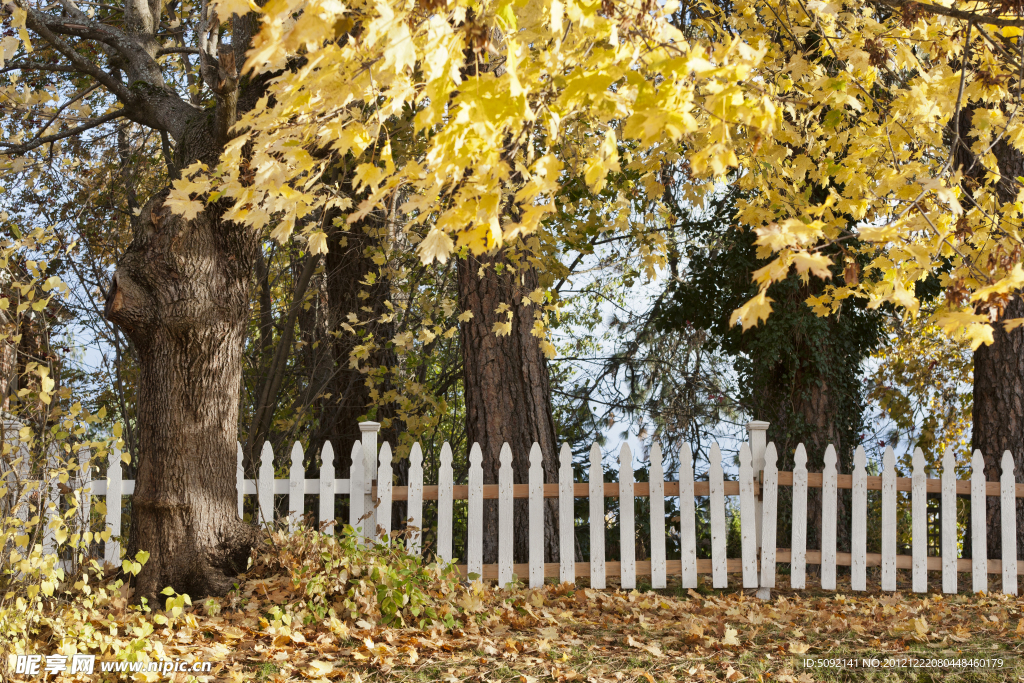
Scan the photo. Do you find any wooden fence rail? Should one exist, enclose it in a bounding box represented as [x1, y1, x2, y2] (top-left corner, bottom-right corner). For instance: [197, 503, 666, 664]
[7, 420, 1024, 596]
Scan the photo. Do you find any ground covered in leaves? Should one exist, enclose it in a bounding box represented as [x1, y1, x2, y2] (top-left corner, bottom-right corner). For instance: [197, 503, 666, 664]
[7, 531, 1024, 682]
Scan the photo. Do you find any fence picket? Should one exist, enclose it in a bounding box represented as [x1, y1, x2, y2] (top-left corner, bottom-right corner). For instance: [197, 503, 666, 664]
[408, 443, 423, 554]
[972, 449, 987, 593]
[529, 443, 544, 588]
[649, 443, 666, 590]
[619, 443, 636, 590]
[376, 441, 393, 539]
[468, 443, 484, 580]
[77, 447, 92, 540]
[709, 443, 727, 588]
[258, 441, 274, 528]
[738, 443, 758, 588]
[559, 443, 575, 584]
[791, 444, 808, 590]
[589, 443, 606, 590]
[360, 422, 379, 541]
[759, 443, 778, 591]
[289, 441, 304, 532]
[851, 445, 867, 591]
[498, 443, 514, 587]
[679, 444, 697, 589]
[1000, 451, 1017, 596]
[236, 443, 244, 519]
[821, 445, 838, 591]
[438, 442, 454, 562]
[42, 445, 58, 558]
[912, 447, 927, 593]
[104, 446, 122, 566]
[320, 441, 336, 534]
[942, 446, 957, 594]
[881, 446, 897, 591]
[348, 441, 364, 534]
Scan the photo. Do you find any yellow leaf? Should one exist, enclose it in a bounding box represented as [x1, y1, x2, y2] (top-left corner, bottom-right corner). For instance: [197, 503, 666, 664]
[788, 641, 811, 654]
[729, 291, 774, 331]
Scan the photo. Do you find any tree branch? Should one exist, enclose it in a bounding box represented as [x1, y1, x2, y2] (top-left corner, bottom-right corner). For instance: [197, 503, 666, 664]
[156, 46, 200, 56]
[0, 110, 125, 154]
[873, 0, 1024, 28]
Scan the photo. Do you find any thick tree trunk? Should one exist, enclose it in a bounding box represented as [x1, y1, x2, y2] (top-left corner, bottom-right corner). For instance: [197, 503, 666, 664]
[971, 295, 1024, 562]
[956, 105, 1024, 562]
[106, 187, 258, 601]
[458, 251, 560, 565]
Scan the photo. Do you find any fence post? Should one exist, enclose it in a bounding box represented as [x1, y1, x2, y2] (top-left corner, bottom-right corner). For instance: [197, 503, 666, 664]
[747, 421, 769, 599]
[359, 422, 380, 542]
[104, 446, 122, 566]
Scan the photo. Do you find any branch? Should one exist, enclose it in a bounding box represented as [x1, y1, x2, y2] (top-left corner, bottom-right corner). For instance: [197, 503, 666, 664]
[873, 0, 1024, 28]
[18, 3, 135, 102]
[156, 46, 200, 56]
[34, 82, 100, 140]
[0, 109, 125, 154]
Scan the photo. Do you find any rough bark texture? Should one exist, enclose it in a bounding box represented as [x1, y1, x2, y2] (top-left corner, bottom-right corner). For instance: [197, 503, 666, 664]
[971, 295, 1024, 561]
[955, 105, 1024, 561]
[458, 251, 559, 564]
[106, 186, 259, 601]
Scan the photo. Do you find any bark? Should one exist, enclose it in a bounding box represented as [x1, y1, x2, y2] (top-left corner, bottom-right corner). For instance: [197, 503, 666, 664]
[955, 106, 1024, 562]
[971, 295, 1024, 562]
[458, 250, 560, 565]
[106, 185, 259, 601]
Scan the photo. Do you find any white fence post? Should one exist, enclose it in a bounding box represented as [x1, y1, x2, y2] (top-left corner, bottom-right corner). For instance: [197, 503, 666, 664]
[104, 446, 122, 566]
[738, 442, 758, 589]
[971, 449, 987, 593]
[746, 421, 769, 557]
[348, 441, 364, 534]
[649, 442, 666, 590]
[679, 444, 697, 589]
[1000, 451, 1017, 595]
[589, 443, 605, 590]
[258, 441, 274, 528]
[236, 443, 244, 520]
[851, 445, 867, 591]
[467, 443, 483, 580]
[407, 443, 423, 554]
[498, 444, 514, 587]
[941, 447, 957, 594]
[529, 443, 544, 588]
[558, 443, 575, 584]
[77, 446, 92, 543]
[288, 441, 304, 532]
[359, 422, 379, 542]
[881, 446, 897, 591]
[912, 447, 927, 593]
[376, 441, 393, 540]
[791, 444, 808, 589]
[619, 443, 636, 590]
[437, 442, 454, 562]
[320, 441, 336, 534]
[758, 443, 778, 598]
[821, 445, 838, 591]
[709, 443, 727, 588]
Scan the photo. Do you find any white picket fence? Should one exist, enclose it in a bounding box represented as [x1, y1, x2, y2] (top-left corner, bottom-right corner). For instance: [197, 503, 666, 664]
[10, 421, 1024, 595]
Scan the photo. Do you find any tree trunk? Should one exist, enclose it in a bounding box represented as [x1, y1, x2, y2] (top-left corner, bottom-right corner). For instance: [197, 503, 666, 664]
[971, 294, 1024, 562]
[106, 185, 258, 601]
[956, 105, 1024, 563]
[458, 250, 560, 565]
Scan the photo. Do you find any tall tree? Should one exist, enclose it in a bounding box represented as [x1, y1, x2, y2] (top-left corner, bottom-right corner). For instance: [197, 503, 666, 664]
[1, 0, 270, 598]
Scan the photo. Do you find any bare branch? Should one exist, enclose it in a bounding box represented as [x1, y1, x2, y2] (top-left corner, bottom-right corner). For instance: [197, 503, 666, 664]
[873, 0, 1024, 28]
[0, 109, 125, 154]
[156, 46, 200, 56]
[17, 2, 135, 102]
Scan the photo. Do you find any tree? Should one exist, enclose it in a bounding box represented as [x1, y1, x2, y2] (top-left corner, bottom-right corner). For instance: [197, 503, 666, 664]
[0, 0, 274, 599]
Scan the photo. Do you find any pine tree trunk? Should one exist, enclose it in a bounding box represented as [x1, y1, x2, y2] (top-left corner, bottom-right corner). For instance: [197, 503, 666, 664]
[971, 295, 1024, 562]
[458, 251, 560, 565]
[106, 188, 258, 601]
[956, 105, 1024, 562]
